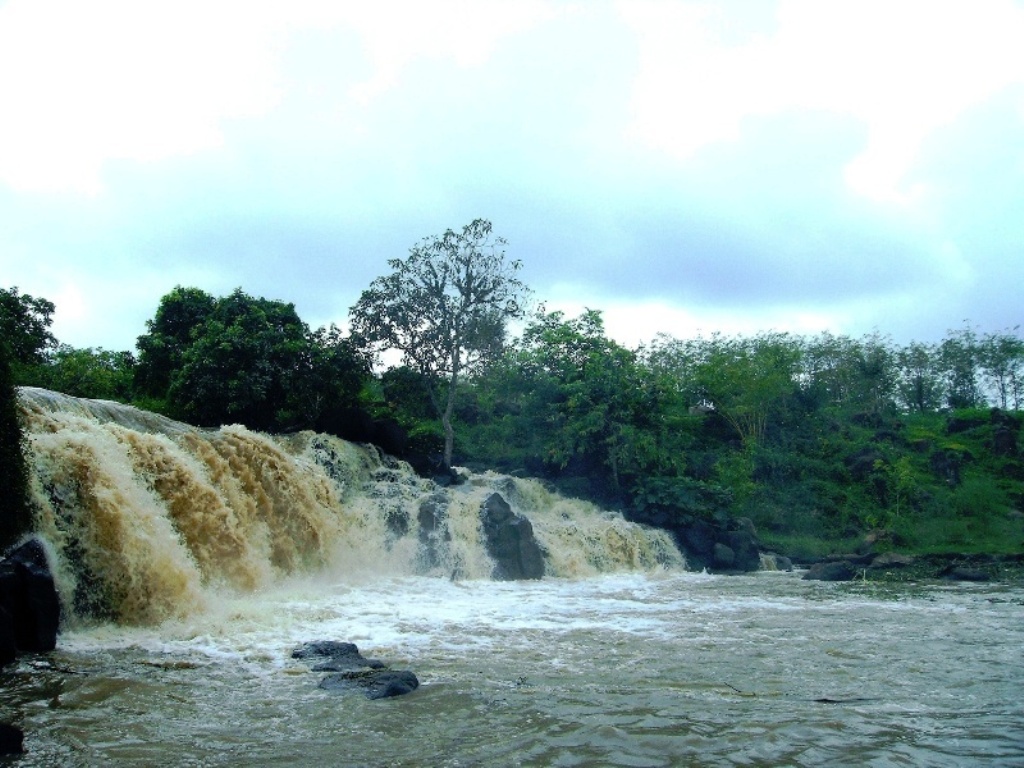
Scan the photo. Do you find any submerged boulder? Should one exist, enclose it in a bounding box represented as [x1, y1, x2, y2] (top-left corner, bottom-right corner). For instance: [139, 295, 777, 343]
[0, 537, 61, 663]
[480, 493, 545, 581]
[293, 640, 419, 700]
[319, 669, 420, 699]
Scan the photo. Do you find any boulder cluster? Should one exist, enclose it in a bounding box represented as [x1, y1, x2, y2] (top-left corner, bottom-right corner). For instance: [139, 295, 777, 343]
[292, 640, 419, 699]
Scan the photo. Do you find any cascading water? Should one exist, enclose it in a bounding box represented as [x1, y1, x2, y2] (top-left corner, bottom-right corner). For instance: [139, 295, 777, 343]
[16, 387, 684, 626]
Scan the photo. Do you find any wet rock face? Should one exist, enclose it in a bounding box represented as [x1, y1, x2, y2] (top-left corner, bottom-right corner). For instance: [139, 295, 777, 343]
[479, 493, 545, 581]
[0, 537, 61, 665]
[417, 492, 450, 571]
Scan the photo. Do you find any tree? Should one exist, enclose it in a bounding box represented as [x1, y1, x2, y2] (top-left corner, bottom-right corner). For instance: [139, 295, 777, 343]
[287, 324, 371, 431]
[0, 286, 57, 383]
[689, 332, 802, 447]
[39, 346, 136, 400]
[895, 340, 944, 413]
[349, 219, 528, 466]
[516, 309, 668, 494]
[940, 324, 982, 410]
[978, 328, 1024, 410]
[135, 286, 217, 399]
[169, 289, 308, 429]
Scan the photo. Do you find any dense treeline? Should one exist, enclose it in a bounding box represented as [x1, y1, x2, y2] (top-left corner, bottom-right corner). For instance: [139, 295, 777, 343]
[3, 273, 1022, 557]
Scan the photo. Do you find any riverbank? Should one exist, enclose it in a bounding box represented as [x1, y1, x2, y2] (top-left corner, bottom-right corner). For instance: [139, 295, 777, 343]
[792, 550, 1024, 585]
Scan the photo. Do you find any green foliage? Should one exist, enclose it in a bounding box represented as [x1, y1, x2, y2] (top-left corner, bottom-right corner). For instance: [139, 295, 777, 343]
[36, 345, 136, 400]
[136, 287, 369, 432]
[0, 286, 57, 384]
[168, 289, 310, 429]
[135, 286, 217, 398]
[951, 473, 1011, 518]
[630, 475, 733, 523]
[0, 340, 32, 550]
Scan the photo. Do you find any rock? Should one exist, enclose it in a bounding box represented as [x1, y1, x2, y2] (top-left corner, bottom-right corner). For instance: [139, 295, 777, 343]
[992, 425, 1018, 457]
[0, 723, 24, 755]
[762, 553, 794, 572]
[845, 448, 884, 482]
[712, 542, 734, 568]
[294, 640, 419, 700]
[930, 448, 968, 486]
[942, 566, 991, 582]
[869, 552, 915, 569]
[480, 493, 544, 580]
[292, 640, 385, 671]
[319, 669, 420, 699]
[725, 525, 761, 572]
[826, 551, 875, 566]
[803, 561, 858, 581]
[417, 492, 450, 571]
[0, 537, 61, 659]
[679, 520, 717, 562]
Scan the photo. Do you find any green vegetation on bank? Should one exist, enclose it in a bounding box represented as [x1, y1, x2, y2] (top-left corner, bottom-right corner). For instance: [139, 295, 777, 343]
[2, 224, 1022, 559]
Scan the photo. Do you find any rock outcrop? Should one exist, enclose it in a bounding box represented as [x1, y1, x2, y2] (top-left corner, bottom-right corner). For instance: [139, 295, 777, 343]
[803, 561, 859, 581]
[479, 493, 545, 580]
[0, 537, 61, 666]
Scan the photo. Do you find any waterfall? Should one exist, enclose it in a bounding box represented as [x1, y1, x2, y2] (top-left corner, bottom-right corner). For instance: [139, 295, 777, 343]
[17, 387, 684, 626]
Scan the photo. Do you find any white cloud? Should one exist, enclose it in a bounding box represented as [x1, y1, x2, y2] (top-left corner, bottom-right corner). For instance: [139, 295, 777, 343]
[0, 0, 285, 194]
[622, 0, 1024, 203]
[342, 0, 557, 104]
[0, 0, 565, 194]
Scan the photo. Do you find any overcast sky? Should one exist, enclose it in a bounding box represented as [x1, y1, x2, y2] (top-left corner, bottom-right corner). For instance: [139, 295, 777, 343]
[1, 0, 1022, 352]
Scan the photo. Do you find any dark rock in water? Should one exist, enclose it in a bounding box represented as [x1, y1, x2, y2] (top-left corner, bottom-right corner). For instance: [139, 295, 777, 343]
[0, 537, 61, 661]
[480, 493, 545, 581]
[417, 491, 451, 571]
[294, 641, 419, 699]
[869, 552, 915, 569]
[292, 640, 385, 671]
[319, 669, 420, 699]
[725, 521, 761, 572]
[803, 561, 858, 581]
[763, 553, 794, 572]
[0, 723, 24, 755]
[679, 519, 717, 561]
[942, 566, 991, 582]
[292, 639, 360, 659]
[712, 542, 734, 568]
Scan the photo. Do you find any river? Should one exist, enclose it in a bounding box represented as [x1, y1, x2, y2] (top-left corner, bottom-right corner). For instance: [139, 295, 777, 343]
[3, 571, 1022, 767]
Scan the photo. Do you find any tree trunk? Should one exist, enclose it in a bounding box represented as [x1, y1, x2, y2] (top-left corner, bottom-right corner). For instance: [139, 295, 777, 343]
[442, 408, 454, 468]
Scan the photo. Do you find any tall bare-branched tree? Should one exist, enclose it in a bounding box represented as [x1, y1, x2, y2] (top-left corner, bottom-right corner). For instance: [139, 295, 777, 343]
[349, 219, 528, 467]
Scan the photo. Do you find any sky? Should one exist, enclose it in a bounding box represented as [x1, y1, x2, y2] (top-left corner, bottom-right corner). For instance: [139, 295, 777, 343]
[1, 0, 1023, 353]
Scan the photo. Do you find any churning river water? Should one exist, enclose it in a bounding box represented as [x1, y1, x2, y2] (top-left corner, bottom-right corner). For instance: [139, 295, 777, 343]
[3, 571, 1022, 767]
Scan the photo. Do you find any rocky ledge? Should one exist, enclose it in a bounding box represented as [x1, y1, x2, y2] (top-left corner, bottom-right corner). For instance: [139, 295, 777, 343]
[801, 551, 1024, 583]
